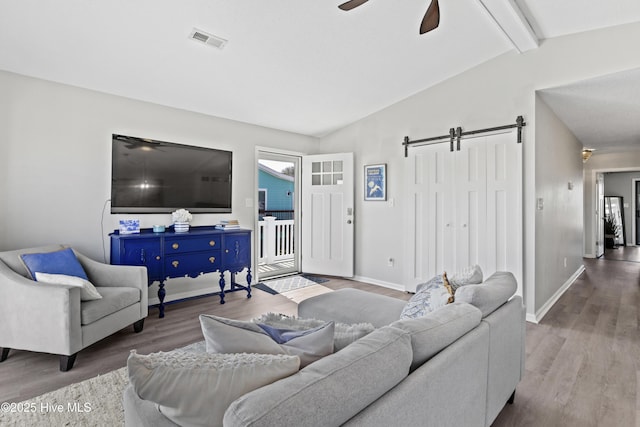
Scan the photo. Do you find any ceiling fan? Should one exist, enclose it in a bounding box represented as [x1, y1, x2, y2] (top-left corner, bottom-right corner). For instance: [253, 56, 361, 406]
[338, 0, 440, 34]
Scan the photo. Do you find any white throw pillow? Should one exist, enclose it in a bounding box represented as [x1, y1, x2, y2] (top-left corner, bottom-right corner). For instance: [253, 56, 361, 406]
[200, 314, 334, 367]
[448, 264, 483, 292]
[34, 272, 102, 301]
[127, 350, 300, 427]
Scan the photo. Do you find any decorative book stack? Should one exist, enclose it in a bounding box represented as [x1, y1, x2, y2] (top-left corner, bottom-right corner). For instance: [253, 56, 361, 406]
[216, 219, 240, 229]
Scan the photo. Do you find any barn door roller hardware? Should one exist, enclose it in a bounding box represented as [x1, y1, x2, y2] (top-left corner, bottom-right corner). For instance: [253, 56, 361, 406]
[403, 116, 526, 157]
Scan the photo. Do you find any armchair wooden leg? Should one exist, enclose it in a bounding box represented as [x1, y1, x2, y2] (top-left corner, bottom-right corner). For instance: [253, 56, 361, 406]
[133, 319, 145, 333]
[60, 353, 78, 372]
[508, 390, 516, 405]
[0, 347, 9, 362]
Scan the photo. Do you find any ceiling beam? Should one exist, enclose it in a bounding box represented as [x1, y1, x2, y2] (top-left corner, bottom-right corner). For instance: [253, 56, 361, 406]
[477, 0, 539, 53]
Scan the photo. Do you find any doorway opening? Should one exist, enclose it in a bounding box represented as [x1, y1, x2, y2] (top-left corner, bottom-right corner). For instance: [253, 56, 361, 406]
[256, 152, 300, 281]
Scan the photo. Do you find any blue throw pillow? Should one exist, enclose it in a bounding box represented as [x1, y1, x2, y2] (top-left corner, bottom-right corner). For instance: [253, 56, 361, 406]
[20, 248, 88, 281]
[256, 323, 328, 345]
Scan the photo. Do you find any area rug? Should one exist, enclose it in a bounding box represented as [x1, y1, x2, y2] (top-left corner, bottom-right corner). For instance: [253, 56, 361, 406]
[259, 275, 319, 294]
[253, 282, 279, 295]
[0, 367, 128, 426]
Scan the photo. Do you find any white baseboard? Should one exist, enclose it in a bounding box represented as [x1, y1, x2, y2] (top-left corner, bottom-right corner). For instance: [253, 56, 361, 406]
[352, 275, 405, 292]
[526, 265, 585, 324]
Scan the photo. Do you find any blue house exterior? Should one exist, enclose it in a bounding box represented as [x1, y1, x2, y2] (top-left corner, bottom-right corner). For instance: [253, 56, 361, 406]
[258, 163, 294, 219]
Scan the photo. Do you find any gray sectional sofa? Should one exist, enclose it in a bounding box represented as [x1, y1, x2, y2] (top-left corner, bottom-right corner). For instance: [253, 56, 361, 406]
[124, 271, 524, 427]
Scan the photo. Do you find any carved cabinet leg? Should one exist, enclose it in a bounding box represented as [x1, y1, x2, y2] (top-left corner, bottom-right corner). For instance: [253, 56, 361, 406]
[157, 281, 166, 318]
[219, 272, 226, 304]
[60, 353, 78, 372]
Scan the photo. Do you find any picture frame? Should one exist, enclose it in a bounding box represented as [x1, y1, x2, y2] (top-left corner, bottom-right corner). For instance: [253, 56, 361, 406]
[364, 164, 387, 201]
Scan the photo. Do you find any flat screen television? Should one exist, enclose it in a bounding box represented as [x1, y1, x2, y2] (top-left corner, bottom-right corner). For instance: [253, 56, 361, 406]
[111, 134, 232, 214]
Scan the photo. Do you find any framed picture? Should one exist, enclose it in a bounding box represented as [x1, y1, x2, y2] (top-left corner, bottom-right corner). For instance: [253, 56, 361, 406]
[364, 164, 387, 201]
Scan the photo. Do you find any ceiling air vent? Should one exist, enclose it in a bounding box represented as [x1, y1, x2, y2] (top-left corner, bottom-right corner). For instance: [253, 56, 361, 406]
[189, 28, 227, 49]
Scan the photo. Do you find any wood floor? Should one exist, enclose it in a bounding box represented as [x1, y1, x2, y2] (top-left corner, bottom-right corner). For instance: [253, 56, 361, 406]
[2, 256, 639, 426]
[494, 248, 640, 427]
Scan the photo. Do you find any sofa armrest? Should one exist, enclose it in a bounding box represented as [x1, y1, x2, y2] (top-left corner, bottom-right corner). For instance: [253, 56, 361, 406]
[75, 252, 147, 289]
[298, 288, 406, 328]
[0, 260, 82, 355]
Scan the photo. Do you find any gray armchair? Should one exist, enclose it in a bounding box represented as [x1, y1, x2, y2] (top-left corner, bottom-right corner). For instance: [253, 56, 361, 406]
[0, 245, 148, 371]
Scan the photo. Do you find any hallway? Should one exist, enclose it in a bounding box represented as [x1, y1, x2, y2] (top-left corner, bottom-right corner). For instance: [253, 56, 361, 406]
[604, 245, 640, 263]
[493, 254, 640, 426]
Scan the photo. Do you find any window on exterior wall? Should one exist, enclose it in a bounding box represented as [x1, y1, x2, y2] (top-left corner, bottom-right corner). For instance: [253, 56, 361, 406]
[311, 160, 343, 186]
[258, 189, 267, 210]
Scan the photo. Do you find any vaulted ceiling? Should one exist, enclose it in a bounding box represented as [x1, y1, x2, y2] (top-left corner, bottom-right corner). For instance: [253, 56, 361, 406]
[1, 0, 639, 138]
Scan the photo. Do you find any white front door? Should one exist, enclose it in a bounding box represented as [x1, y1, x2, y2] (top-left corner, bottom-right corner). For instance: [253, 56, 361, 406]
[301, 153, 354, 277]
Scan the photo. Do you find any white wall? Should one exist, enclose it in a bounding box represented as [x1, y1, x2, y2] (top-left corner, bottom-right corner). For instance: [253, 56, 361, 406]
[318, 22, 640, 317]
[534, 95, 584, 317]
[584, 149, 640, 256]
[0, 83, 8, 246]
[0, 70, 317, 302]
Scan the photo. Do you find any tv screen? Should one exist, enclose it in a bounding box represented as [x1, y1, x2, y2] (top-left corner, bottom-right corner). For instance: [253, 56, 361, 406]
[111, 134, 232, 214]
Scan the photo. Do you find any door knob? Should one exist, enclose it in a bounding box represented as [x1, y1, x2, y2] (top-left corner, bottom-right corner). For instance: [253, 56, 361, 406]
[347, 220, 352, 224]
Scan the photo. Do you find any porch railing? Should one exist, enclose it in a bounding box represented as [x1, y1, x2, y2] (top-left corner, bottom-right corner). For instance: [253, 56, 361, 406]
[258, 216, 295, 264]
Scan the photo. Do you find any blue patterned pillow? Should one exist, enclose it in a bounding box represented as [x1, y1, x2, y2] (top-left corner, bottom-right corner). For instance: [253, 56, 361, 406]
[20, 247, 88, 281]
[400, 274, 453, 319]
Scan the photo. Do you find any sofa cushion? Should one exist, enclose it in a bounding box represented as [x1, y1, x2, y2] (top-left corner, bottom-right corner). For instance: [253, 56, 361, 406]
[400, 274, 453, 319]
[81, 287, 139, 324]
[200, 314, 334, 367]
[127, 350, 300, 427]
[298, 288, 406, 327]
[455, 271, 517, 317]
[223, 326, 412, 427]
[448, 264, 484, 292]
[391, 302, 482, 371]
[253, 313, 375, 351]
[34, 272, 102, 301]
[20, 247, 89, 280]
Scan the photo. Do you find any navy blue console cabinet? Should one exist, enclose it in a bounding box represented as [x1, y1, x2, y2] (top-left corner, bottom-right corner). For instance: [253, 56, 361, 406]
[110, 226, 252, 318]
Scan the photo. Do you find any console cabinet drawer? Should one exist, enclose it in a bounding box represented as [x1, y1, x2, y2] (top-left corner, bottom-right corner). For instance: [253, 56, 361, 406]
[165, 236, 221, 253]
[165, 252, 221, 278]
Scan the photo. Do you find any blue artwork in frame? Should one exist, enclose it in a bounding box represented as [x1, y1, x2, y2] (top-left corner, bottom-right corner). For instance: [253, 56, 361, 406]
[364, 164, 386, 201]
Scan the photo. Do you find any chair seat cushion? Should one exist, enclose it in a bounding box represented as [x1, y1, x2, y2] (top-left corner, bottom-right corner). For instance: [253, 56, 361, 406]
[81, 287, 140, 325]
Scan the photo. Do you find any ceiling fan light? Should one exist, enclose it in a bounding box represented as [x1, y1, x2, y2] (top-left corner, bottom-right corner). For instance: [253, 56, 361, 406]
[582, 149, 594, 163]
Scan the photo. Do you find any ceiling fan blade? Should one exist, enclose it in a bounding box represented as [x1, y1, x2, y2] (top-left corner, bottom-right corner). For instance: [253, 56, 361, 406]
[420, 0, 440, 34]
[338, 0, 370, 11]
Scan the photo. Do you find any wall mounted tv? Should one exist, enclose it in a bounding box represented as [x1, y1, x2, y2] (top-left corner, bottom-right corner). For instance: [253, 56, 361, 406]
[111, 134, 232, 214]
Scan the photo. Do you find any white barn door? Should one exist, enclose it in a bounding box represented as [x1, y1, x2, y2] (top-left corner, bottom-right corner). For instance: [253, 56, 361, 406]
[405, 131, 522, 295]
[301, 153, 354, 277]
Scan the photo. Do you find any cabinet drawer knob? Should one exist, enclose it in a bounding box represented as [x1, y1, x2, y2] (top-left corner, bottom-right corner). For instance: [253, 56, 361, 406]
[172, 243, 179, 250]
[172, 260, 179, 268]
[225, 249, 229, 253]
[209, 240, 216, 246]
[156, 256, 161, 260]
[209, 257, 216, 263]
